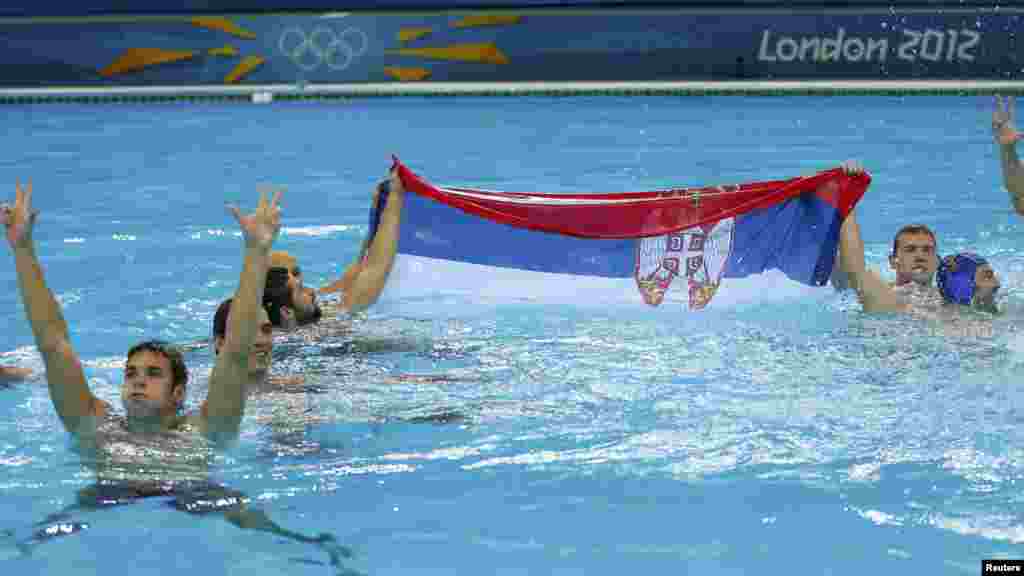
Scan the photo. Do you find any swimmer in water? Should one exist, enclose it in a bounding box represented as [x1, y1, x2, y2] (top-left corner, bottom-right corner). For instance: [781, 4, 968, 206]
[317, 168, 406, 317]
[835, 164, 1002, 319]
[832, 207, 941, 298]
[1, 183, 350, 567]
[2, 181, 278, 438]
[256, 169, 406, 335]
[208, 296, 307, 393]
[833, 220, 943, 312]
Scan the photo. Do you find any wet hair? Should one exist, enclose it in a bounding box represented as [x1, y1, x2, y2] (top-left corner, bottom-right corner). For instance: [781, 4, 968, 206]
[213, 297, 276, 346]
[891, 225, 937, 257]
[268, 267, 322, 327]
[212, 268, 292, 341]
[305, 303, 323, 326]
[213, 298, 233, 340]
[263, 267, 294, 327]
[126, 340, 188, 405]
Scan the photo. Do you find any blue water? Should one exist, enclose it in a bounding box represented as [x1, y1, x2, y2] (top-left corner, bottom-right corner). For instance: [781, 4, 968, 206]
[1, 96, 1023, 574]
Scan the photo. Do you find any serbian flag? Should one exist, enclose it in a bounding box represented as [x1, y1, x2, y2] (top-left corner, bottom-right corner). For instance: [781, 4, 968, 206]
[372, 159, 869, 311]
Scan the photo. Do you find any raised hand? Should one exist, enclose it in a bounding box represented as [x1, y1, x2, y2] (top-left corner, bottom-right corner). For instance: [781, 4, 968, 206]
[228, 186, 282, 251]
[0, 181, 39, 250]
[993, 95, 1023, 146]
[388, 167, 405, 198]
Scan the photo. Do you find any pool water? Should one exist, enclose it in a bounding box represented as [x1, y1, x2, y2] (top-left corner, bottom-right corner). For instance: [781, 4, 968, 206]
[1, 96, 1022, 574]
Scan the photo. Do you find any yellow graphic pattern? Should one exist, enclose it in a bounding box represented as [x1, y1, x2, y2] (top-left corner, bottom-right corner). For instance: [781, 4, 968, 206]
[207, 45, 239, 57]
[89, 13, 522, 85]
[384, 67, 432, 81]
[450, 15, 522, 29]
[224, 55, 266, 84]
[398, 27, 433, 43]
[190, 17, 257, 39]
[387, 43, 509, 65]
[99, 48, 197, 77]
[385, 13, 520, 81]
[93, 17, 263, 84]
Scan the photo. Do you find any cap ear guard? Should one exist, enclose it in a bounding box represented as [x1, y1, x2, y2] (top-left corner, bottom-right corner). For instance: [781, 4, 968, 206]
[937, 253, 986, 305]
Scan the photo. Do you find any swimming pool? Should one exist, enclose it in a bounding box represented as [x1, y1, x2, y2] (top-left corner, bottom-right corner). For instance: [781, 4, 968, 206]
[1, 95, 1022, 574]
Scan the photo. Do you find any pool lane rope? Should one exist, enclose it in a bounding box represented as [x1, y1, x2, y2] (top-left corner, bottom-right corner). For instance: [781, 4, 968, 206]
[6, 80, 1024, 103]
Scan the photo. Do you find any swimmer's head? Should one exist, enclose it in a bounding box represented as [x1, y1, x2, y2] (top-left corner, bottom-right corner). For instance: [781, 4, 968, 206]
[121, 340, 188, 422]
[270, 251, 321, 327]
[937, 253, 1001, 312]
[264, 267, 296, 329]
[889, 225, 938, 286]
[212, 298, 274, 376]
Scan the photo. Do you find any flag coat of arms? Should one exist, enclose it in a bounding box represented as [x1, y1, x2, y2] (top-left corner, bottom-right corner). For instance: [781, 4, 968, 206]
[372, 159, 870, 310]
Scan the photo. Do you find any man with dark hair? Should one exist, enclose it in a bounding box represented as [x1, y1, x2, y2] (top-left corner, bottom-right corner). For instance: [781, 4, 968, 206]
[830, 162, 943, 312]
[831, 178, 942, 312]
[834, 221, 940, 294]
[888, 224, 939, 287]
[834, 95, 1021, 306]
[2, 181, 276, 438]
[209, 295, 306, 393]
[2, 183, 348, 566]
[266, 251, 321, 329]
[840, 212, 1001, 319]
[835, 163, 1001, 320]
[210, 296, 276, 392]
[122, 339, 189, 423]
[318, 170, 406, 315]
[252, 170, 404, 338]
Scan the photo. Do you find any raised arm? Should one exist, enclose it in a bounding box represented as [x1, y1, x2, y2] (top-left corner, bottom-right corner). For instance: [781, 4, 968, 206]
[0, 365, 32, 382]
[318, 256, 363, 298]
[2, 182, 106, 434]
[201, 187, 281, 439]
[838, 208, 907, 314]
[320, 171, 405, 313]
[993, 95, 1024, 215]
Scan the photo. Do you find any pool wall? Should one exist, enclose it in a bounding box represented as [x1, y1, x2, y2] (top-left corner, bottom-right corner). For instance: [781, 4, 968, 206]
[0, 2, 1021, 90]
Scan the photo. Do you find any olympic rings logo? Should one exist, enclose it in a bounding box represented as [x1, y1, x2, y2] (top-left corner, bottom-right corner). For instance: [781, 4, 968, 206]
[278, 26, 369, 72]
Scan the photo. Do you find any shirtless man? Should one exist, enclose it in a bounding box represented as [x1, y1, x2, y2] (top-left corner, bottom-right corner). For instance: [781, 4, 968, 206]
[1, 183, 348, 566]
[318, 169, 406, 317]
[836, 166, 1001, 318]
[250, 170, 403, 344]
[832, 218, 941, 306]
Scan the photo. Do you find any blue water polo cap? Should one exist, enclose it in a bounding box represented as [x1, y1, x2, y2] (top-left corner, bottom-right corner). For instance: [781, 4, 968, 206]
[937, 252, 987, 305]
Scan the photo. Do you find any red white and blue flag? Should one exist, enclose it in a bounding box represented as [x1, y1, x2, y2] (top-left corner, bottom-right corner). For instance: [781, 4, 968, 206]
[375, 159, 870, 310]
